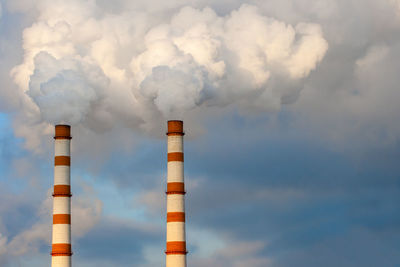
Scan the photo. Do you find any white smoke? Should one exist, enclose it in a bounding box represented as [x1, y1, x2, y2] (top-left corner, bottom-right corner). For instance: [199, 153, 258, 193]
[27, 52, 109, 124]
[10, 1, 328, 131]
[390, 0, 400, 15]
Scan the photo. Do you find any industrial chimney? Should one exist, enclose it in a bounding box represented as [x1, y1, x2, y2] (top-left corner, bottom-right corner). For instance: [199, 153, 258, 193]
[51, 125, 72, 267]
[165, 120, 187, 267]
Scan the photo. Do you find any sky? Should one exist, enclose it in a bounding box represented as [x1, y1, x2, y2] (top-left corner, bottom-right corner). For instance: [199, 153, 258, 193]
[0, 0, 400, 266]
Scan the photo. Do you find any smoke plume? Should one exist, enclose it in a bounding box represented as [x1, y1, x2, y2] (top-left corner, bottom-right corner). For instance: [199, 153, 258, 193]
[10, 1, 328, 132]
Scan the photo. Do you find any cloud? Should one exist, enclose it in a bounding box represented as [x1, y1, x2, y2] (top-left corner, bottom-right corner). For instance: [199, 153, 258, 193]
[136, 224, 272, 267]
[71, 182, 103, 238]
[4, 0, 327, 151]
[0, 191, 51, 265]
[190, 238, 271, 267]
[274, 227, 400, 267]
[27, 51, 109, 124]
[292, 40, 400, 150]
[75, 215, 162, 266]
[3, 0, 399, 155]
[0, 183, 102, 265]
[389, 0, 400, 17]
[0, 0, 398, 155]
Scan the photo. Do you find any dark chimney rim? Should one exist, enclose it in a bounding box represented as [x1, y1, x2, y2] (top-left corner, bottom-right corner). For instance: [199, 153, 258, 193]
[167, 120, 183, 123]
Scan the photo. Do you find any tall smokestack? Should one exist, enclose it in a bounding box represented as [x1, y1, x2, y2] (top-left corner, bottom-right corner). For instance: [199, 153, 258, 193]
[165, 120, 187, 267]
[51, 125, 72, 267]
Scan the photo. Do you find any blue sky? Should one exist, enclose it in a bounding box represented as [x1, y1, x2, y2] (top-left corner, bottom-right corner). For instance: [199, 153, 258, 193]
[1, 0, 400, 266]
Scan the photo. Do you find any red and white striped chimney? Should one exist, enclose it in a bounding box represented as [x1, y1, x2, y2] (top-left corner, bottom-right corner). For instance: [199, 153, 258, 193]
[51, 125, 72, 267]
[165, 120, 187, 267]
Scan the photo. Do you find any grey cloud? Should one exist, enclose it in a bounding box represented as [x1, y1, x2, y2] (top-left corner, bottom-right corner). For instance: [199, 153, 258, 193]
[0, 172, 102, 266]
[0, 0, 397, 154]
[2, 0, 328, 152]
[122, 121, 400, 266]
[75, 216, 162, 266]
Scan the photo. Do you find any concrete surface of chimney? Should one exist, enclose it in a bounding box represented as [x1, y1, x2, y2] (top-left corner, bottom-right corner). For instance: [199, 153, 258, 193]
[165, 120, 187, 267]
[51, 125, 72, 267]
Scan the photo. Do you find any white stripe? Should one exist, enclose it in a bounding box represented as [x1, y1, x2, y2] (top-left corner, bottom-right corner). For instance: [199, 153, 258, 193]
[52, 224, 71, 244]
[166, 222, 186, 242]
[167, 162, 184, 182]
[167, 195, 185, 212]
[52, 256, 71, 267]
[55, 140, 70, 156]
[54, 166, 70, 185]
[53, 197, 71, 215]
[168, 136, 183, 153]
[166, 254, 186, 267]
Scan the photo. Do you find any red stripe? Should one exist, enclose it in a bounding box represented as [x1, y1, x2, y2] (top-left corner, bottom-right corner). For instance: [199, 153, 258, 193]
[51, 243, 72, 256]
[53, 185, 72, 197]
[165, 241, 187, 255]
[166, 182, 185, 195]
[55, 156, 70, 166]
[53, 214, 71, 224]
[168, 152, 184, 162]
[167, 212, 185, 222]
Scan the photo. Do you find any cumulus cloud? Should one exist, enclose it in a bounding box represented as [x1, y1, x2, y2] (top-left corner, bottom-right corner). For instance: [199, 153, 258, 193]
[6, 0, 327, 148]
[0, 184, 102, 264]
[292, 39, 400, 150]
[137, 226, 271, 267]
[389, 0, 400, 17]
[1, 0, 399, 155]
[72, 183, 103, 238]
[190, 238, 271, 267]
[0, 193, 52, 264]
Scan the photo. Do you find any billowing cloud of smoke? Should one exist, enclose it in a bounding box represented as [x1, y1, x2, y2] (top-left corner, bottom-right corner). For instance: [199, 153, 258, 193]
[390, 0, 400, 16]
[27, 52, 109, 124]
[10, 0, 328, 131]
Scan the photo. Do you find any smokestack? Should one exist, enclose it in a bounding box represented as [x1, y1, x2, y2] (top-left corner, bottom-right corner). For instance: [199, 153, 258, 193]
[165, 120, 187, 267]
[51, 125, 72, 267]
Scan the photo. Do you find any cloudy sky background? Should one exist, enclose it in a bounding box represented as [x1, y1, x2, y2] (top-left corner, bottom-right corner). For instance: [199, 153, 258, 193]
[0, 0, 400, 266]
